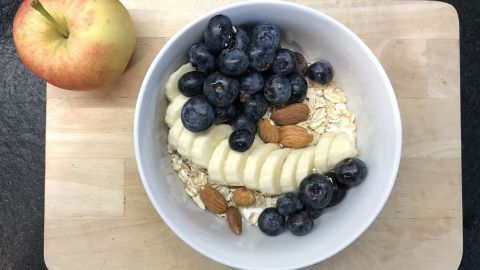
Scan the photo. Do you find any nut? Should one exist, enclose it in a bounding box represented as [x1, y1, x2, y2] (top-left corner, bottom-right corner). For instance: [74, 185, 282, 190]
[258, 119, 279, 143]
[232, 187, 256, 207]
[279, 125, 313, 148]
[199, 185, 228, 214]
[271, 103, 310, 125]
[226, 206, 242, 235]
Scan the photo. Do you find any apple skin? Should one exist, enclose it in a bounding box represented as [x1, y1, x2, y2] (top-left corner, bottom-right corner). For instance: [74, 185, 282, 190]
[13, 0, 136, 90]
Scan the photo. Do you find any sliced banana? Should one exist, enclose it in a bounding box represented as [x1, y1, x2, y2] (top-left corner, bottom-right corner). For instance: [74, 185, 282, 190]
[167, 119, 184, 150]
[176, 128, 200, 158]
[190, 125, 232, 168]
[259, 148, 292, 195]
[326, 133, 358, 170]
[165, 63, 195, 102]
[208, 139, 230, 185]
[279, 149, 304, 193]
[244, 143, 279, 191]
[296, 146, 316, 186]
[165, 95, 189, 127]
[314, 132, 337, 173]
[224, 138, 262, 186]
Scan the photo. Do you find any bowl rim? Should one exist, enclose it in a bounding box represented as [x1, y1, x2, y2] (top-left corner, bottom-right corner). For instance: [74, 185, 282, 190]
[134, 1, 402, 269]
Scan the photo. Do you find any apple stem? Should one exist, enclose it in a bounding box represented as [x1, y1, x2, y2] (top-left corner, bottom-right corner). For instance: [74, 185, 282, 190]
[30, 0, 69, 38]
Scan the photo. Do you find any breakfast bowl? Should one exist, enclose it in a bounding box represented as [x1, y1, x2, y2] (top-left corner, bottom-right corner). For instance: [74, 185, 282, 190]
[134, 1, 402, 269]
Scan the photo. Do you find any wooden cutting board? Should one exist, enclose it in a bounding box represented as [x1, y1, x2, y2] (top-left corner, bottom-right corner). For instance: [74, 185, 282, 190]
[44, 1, 462, 269]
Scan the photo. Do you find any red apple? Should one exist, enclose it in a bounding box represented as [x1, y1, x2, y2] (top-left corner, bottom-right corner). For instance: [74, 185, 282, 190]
[13, 0, 136, 90]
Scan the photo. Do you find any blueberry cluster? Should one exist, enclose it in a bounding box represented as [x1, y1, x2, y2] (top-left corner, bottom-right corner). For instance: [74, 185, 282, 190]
[178, 14, 334, 152]
[258, 157, 367, 236]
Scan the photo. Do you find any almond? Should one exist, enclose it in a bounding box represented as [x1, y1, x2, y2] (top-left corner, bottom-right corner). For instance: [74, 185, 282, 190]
[271, 103, 310, 125]
[226, 206, 242, 235]
[232, 187, 256, 207]
[279, 125, 313, 148]
[199, 186, 228, 214]
[259, 119, 279, 143]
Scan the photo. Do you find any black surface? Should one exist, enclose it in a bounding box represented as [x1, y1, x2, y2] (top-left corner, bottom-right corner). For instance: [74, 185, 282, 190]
[0, 1, 478, 269]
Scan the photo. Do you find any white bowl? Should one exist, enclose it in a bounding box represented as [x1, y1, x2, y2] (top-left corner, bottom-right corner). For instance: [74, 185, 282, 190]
[134, 1, 402, 269]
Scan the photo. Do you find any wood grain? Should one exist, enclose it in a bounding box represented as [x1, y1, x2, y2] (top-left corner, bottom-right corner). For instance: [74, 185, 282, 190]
[44, 1, 462, 269]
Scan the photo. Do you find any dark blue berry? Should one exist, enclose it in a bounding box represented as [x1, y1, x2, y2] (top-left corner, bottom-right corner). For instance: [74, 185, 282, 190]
[325, 171, 348, 207]
[229, 129, 254, 152]
[248, 46, 275, 72]
[276, 192, 304, 216]
[180, 97, 214, 132]
[271, 48, 296, 75]
[299, 173, 333, 209]
[203, 14, 234, 55]
[288, 73, 308, 103]
[239, 73, 264, 97]
[241, 93, 268, 120]
[258, 207, 285, 236]
[188, 42, 217, 74]
[308, 60, 334, 84]
[232, 26, 250, 51]
[178, 71, 206, 97]
[293, 51, 308, 77]
[334, 158, 368, 186]
[263, 75, 292, 106]
[231, 114, 257, 134]
[287, 211, 314, 236]
[218, 48, 249, 76]
[306, 208, 323, 219]
[203, 72, 239, 107]
[251, 23, 281, 50]
[214, 104, 237, 124]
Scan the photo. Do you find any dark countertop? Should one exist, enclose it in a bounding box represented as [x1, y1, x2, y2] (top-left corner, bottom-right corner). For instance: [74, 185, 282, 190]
[0, 1, 479, 269]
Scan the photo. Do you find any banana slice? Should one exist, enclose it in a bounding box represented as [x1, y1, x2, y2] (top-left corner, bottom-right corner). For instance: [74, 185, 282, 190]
[259, 148, 292, 195]
[208, 139, 230, 185]
[314, 132, 337, 173]
[296, 146, 316, 186]
[190, 124, 232, 168]
[167, 119, 184, 150]
[165, 63, 195, 102]
[224, 138, 262, 186]
[244, 143, 279, 191]
[176, 128, 200, 158]
[279, 149, 304, 193]
[165, 95, 189, 127]
[327, 133, 358, 170]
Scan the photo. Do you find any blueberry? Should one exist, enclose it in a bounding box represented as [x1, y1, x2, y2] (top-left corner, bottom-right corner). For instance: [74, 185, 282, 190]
[293, 51, 308, 77]
[287, 211, 314, 236]
[229, 129, 254, 152]
[263, 75, 292, 106]
[180, 97, 215, 132]
[241, 93, 268, 120]
[325, 171, 348, 207]
[203, 72, 239, 107]
[306, 208, 323, 219]
[288, 73, 308, 103]
[258, 207, 285, 236]
[299, 173, 333, 209]
[188, 42, 217, 74]
[276, 192, 304, 216]
[214, 104, 237, 124]
[203, 14, 234, 55]
[232, 26, 250, 51]
[218, 48, 249, 76]
[239, 73, 264, 97]
[308, 60, 334, 84]
[251, 23, 281, 50]
[178, 71, 206, 97]
[248, 46, 275, 72]
[271, 48, 296, 75]
[334, 158, 368, 186]
[231, 114, 257, 134]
